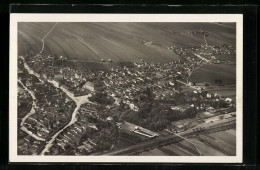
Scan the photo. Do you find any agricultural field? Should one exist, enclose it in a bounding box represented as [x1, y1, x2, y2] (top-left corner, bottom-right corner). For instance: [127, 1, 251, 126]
[18, 22, 235, 63]
[215, 54, 236, 62]
[189, 64, 236, 85]
[206, 84, 236, 101]
[138, 128, 236, 156]
[110, 137, 138, 152]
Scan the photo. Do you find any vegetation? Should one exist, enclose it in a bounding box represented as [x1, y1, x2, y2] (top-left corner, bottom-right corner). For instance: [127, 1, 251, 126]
[118, 61, 135, 68]
[93, 121, 118, 151]
[214, 79, 223, 85]
[189, 64, 235, 85]
[122, 87, 199, 132]
[89, 91, 115, 105]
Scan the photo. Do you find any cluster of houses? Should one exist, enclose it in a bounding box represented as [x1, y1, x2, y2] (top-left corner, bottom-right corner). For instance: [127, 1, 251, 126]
[17, 41, 236, 155]
[18, 60, 76, 141]
[117, 121, 158, 142]
[17, 129, 45, 155]
[172, 43, 235, 66]
[18, 86, 32, 118]
[25, 55, 94, 97]
[48, 102, 118, 155]
[49, 121, 98, 155]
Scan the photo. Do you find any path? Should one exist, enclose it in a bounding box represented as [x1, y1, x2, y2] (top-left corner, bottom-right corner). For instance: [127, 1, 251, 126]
[20, 56, 94, 154]
[186, 59, 205, 83]
[18, 79, 45, 141]
[20, 126, 45, 141]
[40, 93, 92, 155]
[38, 23, 58, 55]
[176, 79, 198, 90]
[203, 34, 208, 47]
[18, 80, 36, 126]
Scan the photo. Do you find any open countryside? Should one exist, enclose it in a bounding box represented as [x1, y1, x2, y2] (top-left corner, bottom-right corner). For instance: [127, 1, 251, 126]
[18, 22, 235, 63]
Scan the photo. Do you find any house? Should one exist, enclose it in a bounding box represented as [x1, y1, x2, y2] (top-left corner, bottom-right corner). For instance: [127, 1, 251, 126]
[206, 93, 212, 98]
[172, 124, 185, 133]
[106, 116, 113, 121]
[225, 98, 232, 102]
[53, 74, 63, 81]
[87, 123, 98, 131]
[57, 142, 66, 150]
[26, 79, 32, 87]
[82, 81, 94, 91]
[77, 145, 91, 153]
[34, 72, 40, 78]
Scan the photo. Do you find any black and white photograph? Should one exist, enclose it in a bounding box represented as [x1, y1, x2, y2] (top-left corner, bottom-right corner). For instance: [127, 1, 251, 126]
[9, 14, 243, 163]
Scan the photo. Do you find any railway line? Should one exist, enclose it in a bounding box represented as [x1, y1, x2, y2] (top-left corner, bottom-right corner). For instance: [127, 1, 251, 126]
[108, 120, 235, 155]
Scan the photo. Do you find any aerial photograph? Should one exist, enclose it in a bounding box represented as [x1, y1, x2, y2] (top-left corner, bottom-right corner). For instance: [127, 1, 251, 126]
[17, 22, 236, 156]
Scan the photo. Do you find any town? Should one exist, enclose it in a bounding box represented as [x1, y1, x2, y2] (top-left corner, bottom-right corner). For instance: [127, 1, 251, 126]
[17, 41, 236, 156]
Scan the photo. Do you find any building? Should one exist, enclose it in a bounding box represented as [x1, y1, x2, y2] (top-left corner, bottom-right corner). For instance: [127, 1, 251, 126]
[87, 123, 98, 131]
[225, 98, 232, 102]
[53, 74, 63, 81]
[82, 81, 94, 92]
[206, 93, 212, 98]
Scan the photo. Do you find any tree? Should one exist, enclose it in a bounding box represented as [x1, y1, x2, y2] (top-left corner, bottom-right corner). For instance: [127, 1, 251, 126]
[89, 91, 114, 105]
[118, 100, 125, 111]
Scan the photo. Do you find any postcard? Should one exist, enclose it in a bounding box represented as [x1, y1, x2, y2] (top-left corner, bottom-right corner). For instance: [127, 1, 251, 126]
[9, 14, 243, 163]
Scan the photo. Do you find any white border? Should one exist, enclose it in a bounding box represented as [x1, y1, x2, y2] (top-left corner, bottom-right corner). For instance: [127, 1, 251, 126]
[9, 14, 243, 163]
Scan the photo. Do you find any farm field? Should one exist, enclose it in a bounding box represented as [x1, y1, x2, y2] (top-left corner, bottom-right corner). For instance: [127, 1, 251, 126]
[215, 54, 236, 62]
[189, 64, 236, 85]
[110, 137, 138, 152]
[137, 128, 236, 156]
[18, 22, 236, 63]
[206, 84, 236, 100]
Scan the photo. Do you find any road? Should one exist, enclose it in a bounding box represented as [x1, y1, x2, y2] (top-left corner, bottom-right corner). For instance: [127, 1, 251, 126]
[20, 126, 45, 141]
[18, 79, 46, 141]
[20, 56, 93, 155]
[40, 93, 93, 155]
[176, 79, 198, 90]
[187, 59, 204, 76]
[193, 54, 210, 63]
[38, 23, 58, 55]
[18, 79, 36, 127]
[203, 34, 208, 47]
